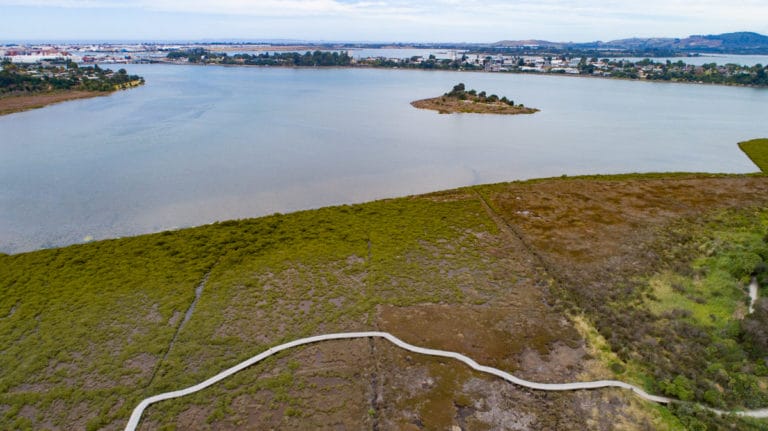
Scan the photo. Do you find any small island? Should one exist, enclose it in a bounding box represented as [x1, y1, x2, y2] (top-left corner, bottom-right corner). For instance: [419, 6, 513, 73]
[0, 61, 144, 116]
[411, 83, 538, 115]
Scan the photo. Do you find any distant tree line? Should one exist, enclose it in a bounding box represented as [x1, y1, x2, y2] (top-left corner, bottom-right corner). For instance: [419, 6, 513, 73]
[590, 58, 768, 86]
[167, 49, 352, 67]
[366, 55, 768, 87]
[0, 60, 144, 95]
[162, 48, 768, 87]
[363, 54, 483, 71]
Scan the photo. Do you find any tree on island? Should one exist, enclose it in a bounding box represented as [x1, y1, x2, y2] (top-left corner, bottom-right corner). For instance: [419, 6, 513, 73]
[413, 84, 537, 114]
[444, 83, 516, 106]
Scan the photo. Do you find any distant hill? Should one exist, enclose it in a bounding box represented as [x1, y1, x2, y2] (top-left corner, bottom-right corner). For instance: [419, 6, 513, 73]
[604, 37, 679, 49]
[492, 39, 566, 48]
[684, 31, 768, 50]
[493, 32, 768, 54]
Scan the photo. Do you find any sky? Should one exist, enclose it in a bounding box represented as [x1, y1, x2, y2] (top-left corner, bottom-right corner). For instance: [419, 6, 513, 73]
[1, 0, 767, 43]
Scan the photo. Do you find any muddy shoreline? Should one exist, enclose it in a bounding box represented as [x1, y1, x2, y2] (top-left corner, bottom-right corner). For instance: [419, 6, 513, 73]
[0, 91, 111, 116]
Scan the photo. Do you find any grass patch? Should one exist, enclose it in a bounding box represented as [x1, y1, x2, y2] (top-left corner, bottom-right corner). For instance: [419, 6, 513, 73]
[738, 138, 768, 173]
[571, 315, 649, 387]
[647, 270, 744, 327]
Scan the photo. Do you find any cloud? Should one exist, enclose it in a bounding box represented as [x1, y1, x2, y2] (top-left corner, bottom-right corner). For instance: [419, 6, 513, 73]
[0, 0, 421, 16]
[1, 0, 766, 41]
[3, 0, 767, 22]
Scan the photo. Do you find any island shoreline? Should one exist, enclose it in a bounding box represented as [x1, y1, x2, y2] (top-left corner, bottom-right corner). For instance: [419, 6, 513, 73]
[411, 96, 539, 115]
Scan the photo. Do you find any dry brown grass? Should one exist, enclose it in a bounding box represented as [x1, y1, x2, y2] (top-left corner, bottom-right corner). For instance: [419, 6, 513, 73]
[411, 97, 539, 115]
[483, 176, 768, 271]
[0, 91, 108, 115]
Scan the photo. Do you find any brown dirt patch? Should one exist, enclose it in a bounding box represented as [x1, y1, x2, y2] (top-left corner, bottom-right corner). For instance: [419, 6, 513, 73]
[378, 303, 580, 375]
[121, 353, 157, 386]
[373, 341, 658, 431]
[376, 301, 593, 430]
[146, 304, 163, 323]
[167, 310, 182, 327]
[45, 400, 92, 431]
[518, 342, 586, 382]
[18, 405, 38, 422]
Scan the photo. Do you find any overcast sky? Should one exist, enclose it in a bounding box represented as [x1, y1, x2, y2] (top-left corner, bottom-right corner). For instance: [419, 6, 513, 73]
[2, 0, 767, 43]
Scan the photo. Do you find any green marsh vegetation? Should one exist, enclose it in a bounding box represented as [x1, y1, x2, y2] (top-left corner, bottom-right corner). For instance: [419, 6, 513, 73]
[739, 138, 768, 173]
[2, 173, 768, 429]
[137, 193, 527, 427]
[0, 230, 220, 430]
[0, 191, 508, 429]
[643, 210, 768, 406]
[634, 209, 768, 430]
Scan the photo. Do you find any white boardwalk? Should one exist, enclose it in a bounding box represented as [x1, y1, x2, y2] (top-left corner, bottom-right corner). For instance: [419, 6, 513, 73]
[749, 276, 760, 314]
[125, 331, 768, 430]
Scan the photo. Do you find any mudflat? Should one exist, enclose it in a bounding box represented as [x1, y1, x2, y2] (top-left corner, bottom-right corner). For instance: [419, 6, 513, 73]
[0, 91, 108, 116]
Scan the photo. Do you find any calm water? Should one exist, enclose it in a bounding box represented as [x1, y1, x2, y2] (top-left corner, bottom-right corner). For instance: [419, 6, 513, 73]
[1, 65, 767, 253]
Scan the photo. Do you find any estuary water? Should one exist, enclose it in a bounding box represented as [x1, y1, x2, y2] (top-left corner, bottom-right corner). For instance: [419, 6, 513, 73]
[1, 65, 767, 253]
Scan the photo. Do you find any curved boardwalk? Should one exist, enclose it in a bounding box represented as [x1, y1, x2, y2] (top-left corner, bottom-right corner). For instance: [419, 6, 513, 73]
[126, 331, 768, 430]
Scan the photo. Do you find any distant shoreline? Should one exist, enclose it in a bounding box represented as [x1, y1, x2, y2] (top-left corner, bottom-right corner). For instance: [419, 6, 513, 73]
[0, 78, 143, 116]
[154, 60, 768, 89]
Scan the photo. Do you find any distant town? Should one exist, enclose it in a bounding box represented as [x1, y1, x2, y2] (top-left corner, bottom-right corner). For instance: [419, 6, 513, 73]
[0, 43, 168, 64]
[3, 31, 768, 64]
[2, 33, 768, 87]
